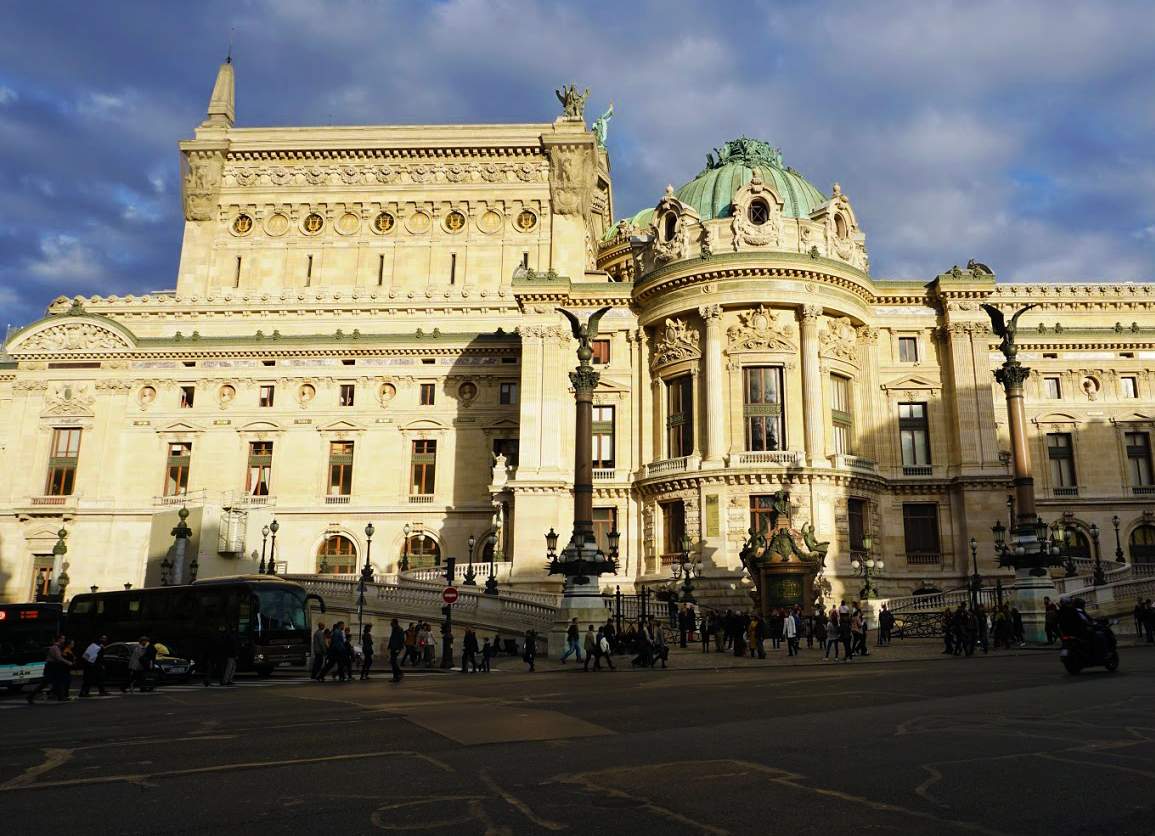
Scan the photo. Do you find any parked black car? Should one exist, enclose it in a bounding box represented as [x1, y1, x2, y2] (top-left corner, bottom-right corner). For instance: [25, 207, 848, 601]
[100, 642, 195, 685]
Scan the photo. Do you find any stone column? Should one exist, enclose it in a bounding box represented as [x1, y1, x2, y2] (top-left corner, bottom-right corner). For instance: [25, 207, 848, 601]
[799, 305, 827, 467]
[699, 304, 725, 467]
[855, 326, 880, 463]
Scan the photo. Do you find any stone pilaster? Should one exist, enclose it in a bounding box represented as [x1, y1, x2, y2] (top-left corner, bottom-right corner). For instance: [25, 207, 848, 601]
[799, 305, 827, 467]
[855, 326, 880, 462]
[699, 304, 725, 467]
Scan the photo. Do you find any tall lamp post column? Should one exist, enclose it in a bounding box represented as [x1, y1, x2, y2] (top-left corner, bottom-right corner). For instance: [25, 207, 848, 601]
[484, 522, 500, 595]
[267, 518, 279, 575]
[358, 522, 374, 637]
[1112, 515, 1125, 563]
[969, 537, 982, 608]
[259, 525, 270, 574]
[849, 534, 882, 599]
[983, 302, 1062, 642]
[463, 535, 477, 586]
[1090, 522, 1105, 586]
[401, 523, 411, 572]
[169, 506, 194, 584]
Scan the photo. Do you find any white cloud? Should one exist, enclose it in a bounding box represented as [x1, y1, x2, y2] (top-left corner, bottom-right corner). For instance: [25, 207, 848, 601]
[0, 86, 16, 106]
[25, 234, 105, 283]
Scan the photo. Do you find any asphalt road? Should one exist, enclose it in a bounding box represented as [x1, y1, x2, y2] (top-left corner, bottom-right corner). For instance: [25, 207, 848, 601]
[1, 647, 1153, 836]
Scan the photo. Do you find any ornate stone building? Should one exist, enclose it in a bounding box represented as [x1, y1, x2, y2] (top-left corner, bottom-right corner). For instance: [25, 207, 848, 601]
[3, 63, 1155, 605]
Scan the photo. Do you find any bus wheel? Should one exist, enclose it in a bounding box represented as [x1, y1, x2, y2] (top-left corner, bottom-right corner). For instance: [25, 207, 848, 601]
[255, 666, 274, 677]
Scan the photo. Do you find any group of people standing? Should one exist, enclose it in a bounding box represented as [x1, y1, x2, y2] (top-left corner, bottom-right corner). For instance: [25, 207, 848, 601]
[944, 601, 1025, 655]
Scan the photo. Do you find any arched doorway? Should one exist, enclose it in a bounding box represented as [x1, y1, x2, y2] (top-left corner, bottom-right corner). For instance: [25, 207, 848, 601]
[1067, 529, 1091, 560]
[317, 535, 357, 574]
[1129, 525, 1155, 564]
[404, 535, 441, 569]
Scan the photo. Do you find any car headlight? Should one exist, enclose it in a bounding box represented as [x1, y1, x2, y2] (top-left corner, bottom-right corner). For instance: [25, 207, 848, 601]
[255, 653, 265, 661]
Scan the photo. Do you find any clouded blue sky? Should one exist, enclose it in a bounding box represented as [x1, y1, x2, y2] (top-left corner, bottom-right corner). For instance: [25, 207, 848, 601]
[2, 0, 1154, 330]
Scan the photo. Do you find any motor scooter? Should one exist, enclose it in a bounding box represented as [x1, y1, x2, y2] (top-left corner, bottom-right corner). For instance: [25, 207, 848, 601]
[1060, 620, 1119, 674]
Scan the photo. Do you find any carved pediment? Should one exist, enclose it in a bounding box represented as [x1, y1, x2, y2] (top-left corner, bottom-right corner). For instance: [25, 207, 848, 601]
[12, 320, 133, 354]
[41, 384, 96, 417]
[651, 318, 701, 369]
[819, 316, 858, 362]
[725, 305, 795, 353]
[881, 374, 941, 397]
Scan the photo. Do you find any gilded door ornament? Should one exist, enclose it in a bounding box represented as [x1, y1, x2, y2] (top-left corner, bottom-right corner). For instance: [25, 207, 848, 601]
[445, 211, 466, 232]
[232, 215, 253, 235]
[516, 210, 537, 231]
[725, 305, 795, 353]
[303, 213, 324, 234]
[650, 318, 701, 369]
[374, 212, 395, 233]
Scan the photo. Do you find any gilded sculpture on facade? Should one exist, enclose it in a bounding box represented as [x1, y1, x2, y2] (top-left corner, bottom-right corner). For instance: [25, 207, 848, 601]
[555, 83, 590, 120]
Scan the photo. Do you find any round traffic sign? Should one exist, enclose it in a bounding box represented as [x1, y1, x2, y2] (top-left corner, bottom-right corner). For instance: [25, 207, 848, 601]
[442, 586, 459, 604]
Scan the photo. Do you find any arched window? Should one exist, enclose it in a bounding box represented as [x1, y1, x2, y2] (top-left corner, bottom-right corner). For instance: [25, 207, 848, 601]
[1129, 525, 1155, 564]
[317, 535, 357, 574]
[834, 213, 848, 239]
[405, 535, 441, 569]
[748, 200, 769, 226]
[662, 212, 677, 242]
[1066, 529, 1090, 560]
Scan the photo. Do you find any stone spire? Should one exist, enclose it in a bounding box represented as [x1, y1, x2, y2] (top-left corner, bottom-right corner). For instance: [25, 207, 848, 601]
[202, 58, 235, 128]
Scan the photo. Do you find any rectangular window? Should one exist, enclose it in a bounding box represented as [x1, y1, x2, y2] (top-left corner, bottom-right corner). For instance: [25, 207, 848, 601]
[667, 375, 694, 458]
[902, 503, 940, 558]
[499, 382, 520, 405]
[259, 385, 275, 408]
[449, 253, 457, 285]
[163, 442, 192, 497]
[898, 402, 931, 468]
[377, 254, 385, 286]
[306, 254, 313, 282]
[32, 564, 54, 601]
[492, 438, 520, 468]
[1044, 377, 1061, 399]
[831, 374, 852, 455]
[339, 384, 355, 407]
[743, 366, 784, 452]
[1121, 376, 1138, 399]
[1047, 433, 1076, 487]
[328, 441, 354, 496]
[593, 507, 618, 554]
[750, 495, 776, 536]
[898, 336, 918, 363]
[179, 386, 195, 408]
[411, 440, 437, 495]
[591, 339, 611, 365]
[660, 500, 685, 564]
[419, 383, 436, 405]
[45, 428, 82, 496]
[847, 497, 866, 552]
[247, 441, 273, 496]
[1126, 431, 1153, 487]
[593, 405, 615, 468]
[234, 256, 242, 288]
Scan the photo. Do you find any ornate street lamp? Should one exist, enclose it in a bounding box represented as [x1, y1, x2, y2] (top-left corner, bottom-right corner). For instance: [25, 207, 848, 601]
[401, 522, 411, 572]
[89, 585, 98, 594]
[1062, 525, 1078, 578]
[124, 582, 132, 590]
[463, 534, 477, 585]
[673, 533, 700, 605]
[358, 522, 375, 636]
[267, 518, 280, 575]
[1112, 515, 1125, 563]
[1090, 522, 1105, 586]
[850, 533, 883, 599]
[259, 524, 270, 574]
[484, 532, 500, 595]
[160, 555, 174, 586]
[969, 537, 982, 607]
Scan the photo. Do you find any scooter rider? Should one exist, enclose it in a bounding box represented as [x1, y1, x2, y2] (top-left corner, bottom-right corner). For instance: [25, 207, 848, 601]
[1058, 595, 1109, 660]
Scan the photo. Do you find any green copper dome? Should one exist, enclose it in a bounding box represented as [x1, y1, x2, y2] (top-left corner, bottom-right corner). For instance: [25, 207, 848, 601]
[676, 138, 827, 220]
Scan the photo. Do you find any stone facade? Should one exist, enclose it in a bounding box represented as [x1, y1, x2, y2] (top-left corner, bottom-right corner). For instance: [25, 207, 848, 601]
[2, 64, 1154, 605]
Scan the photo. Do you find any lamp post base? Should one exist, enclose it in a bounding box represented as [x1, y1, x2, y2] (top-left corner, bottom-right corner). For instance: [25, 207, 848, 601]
[1011, 568, 1058, 643]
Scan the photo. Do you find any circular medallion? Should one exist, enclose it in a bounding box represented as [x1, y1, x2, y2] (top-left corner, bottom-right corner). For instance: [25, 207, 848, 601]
[303, 213, 325, 234]
[232, 214, 253, 236]
[265, 213, 289, 236]
[407, 212, 431, 233]
[336, 213, 361, 235]
[478, 210, 502, 234]
[445, 211, 466, 233]
[298, 384, 316, 405]
[379, 383, 397, 403]
[373, 212, 395, 234]
[458, 381, 478, 402]
[218, 385, 236, 405]
[516, 210, 537, 232]
[138, 386, 157, 406]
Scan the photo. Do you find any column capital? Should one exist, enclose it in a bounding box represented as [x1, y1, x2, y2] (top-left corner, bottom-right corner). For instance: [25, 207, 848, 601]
[698, 304, 724, 323]
[799, 304, 823, 323]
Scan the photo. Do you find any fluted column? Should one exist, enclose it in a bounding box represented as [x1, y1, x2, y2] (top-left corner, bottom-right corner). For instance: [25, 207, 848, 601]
[699, 304, 725, 467]
[799, 305, 827, 467]
[855, 326, 880, 463]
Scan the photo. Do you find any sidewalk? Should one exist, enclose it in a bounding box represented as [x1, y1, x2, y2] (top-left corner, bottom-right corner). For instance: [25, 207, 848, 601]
[507, 635, 1155, 674]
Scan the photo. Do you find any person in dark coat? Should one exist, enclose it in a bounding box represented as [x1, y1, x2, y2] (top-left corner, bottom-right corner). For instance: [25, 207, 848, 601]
[461, 626, 479, 673]
[387, 619, 405, 682]
[359, 625, 374, 680]
[523, 630, 537, 671]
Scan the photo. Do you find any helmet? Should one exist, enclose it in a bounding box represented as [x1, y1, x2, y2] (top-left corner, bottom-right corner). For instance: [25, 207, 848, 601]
[1073, 597, 1086, 610]
[1059, 594, 1071, 607]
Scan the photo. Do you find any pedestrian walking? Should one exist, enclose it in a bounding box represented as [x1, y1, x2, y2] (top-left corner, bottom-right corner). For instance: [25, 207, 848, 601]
[1044, 597, 1059, 644]
[783, 610, 798, 656]
[342, 626, 354, 680]
[1142, 599, 1154, 644]
[310, 621, 327, 681]
[1134, 598, 1145, 638]
[523, 629, 537, 671]
[839, 612, 854, 661]
[78, 635, 109, 697]
[119, 636, 150, 693]
[878, 605, 894, 646]
[29, 636, 68, 702]
[461, 626, 479, 672]
[360, 624, 374, 680]
[749, 613, 766, 659]
[402, 622, 418, 667]
[420, 622, 436, 667]
[700, 612, 713, 653]
[560, 618, 583, 664]
[942, 607, 956, 654]
[1011, 607, 1026, 646]
[388, 618, 405, 682]
[320, 620, 346, 681]
[480, 637, 492, 672]
[652, 620, 669, 668]
[582, 625, 598, 671]
[632, 618, 654, 667]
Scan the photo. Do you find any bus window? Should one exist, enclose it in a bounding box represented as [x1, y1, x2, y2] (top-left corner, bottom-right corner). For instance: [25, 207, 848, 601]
[255, 587, 308, 634]
[197, 593, 226, 625]
[237, 597, 252, 639]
